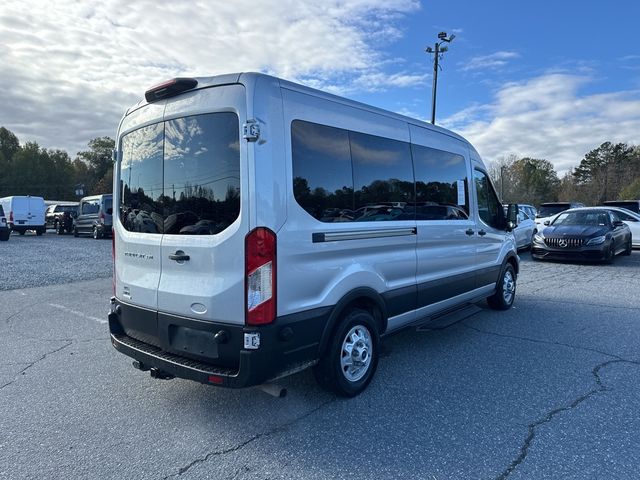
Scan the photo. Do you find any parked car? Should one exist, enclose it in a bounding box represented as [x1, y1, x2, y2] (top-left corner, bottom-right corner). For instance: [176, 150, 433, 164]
[594, 206, 640, 249]
[108, 72, 520, 397]
[0, 195, 46, 235]
[535, 202, 584, 234]
[601, 200, 640, 214]
[45, 203, 79, 234]
[0, 204, 10, 241]
[532, 207, 632, 262]
[74, 194, 112, 239]
[512, 208, 537, 250]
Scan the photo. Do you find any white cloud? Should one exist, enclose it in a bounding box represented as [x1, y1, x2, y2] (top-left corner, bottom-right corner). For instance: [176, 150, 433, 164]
[460, 51, 520, 72]
[442, 73, 640, 175]
[0, 0, 419, 155]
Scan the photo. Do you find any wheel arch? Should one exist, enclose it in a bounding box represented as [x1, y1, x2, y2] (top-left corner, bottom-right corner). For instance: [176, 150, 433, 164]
[317, 287, 387, 358]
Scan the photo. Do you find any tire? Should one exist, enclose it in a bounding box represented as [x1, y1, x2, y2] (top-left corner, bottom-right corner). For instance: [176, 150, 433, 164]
[313, 308, 379, 397]
[487, 263, 516, 310]
[36, 227, 44, 236]
[623, 237, 632, 256]
[0, 231, 9, 241]
[604, 243, 615, 264]
[57, 224, 65, 235]
[73, 227, 79, 238]
[93, 226, 103, 239]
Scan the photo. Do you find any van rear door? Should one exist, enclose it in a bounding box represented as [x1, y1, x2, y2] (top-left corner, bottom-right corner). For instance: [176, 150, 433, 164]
[117, 120, 165, 310]
[157, 85, 248, 326]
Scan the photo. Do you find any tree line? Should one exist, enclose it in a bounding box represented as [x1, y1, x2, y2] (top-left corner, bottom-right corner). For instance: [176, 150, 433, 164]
[489, 141, 640, 206]
[0, 127, 114, 200]
[1, 125, 639, 206]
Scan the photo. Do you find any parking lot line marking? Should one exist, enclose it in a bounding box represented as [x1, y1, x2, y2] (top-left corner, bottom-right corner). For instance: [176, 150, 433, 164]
[48, 303, 107, 324]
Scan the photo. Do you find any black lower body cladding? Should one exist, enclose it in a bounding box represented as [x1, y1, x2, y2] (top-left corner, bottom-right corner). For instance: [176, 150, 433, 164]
[108, 299, 330, 388]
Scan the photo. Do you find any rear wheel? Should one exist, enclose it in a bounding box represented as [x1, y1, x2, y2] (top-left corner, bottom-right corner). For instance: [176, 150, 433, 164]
[0, 231, 9, 241]
[313, 308, 379, 397]
[93, 226, 103, 239]
[487, 264, 516, 310]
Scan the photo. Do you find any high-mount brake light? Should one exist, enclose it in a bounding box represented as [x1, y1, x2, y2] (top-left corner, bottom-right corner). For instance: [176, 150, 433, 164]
[245, 228, 277, 326]
[144, 77, 198, 103]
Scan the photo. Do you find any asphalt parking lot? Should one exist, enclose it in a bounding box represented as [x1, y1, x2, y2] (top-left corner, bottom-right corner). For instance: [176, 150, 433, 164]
[1, 233, 639, 479]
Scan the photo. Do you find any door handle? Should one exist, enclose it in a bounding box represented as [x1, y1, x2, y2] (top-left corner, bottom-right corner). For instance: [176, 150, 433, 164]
[478, 229, 487, 236]
[169, 252, 190, 261]
[465, 228, 475, 236]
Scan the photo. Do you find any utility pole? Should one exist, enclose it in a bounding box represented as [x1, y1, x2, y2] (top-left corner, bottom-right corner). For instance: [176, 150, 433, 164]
[425, 32, 455, 124]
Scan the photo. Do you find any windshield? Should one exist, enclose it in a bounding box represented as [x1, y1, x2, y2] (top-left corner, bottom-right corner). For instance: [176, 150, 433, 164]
[552, 211, 610, 227]
[538, 205, 569, 217]
[120, 112, 240, 235]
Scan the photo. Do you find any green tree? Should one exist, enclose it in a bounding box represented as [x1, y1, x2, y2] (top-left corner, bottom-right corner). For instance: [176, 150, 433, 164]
[76, 136, 115, 194]
[573, 142, 639, 204]
[510, 157, 560, 206]
[619, 178, 640, 200]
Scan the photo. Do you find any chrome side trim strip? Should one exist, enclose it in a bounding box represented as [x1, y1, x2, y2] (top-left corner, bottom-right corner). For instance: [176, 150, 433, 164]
[312, 227, 417, 243]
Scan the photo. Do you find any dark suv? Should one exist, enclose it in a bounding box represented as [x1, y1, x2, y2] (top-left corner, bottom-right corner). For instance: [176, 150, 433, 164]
[45, 203, 79, 234]
[0, 204, 9, 241]
[74, 194, 113, 239]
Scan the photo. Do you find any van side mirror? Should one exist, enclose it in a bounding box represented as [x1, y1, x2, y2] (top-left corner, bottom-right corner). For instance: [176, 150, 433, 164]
[613, 220, 624, 228]
[506, 204, 518, 232]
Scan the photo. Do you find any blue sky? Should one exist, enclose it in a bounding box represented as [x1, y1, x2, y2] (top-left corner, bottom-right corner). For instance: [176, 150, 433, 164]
[1, 0, 639, 174]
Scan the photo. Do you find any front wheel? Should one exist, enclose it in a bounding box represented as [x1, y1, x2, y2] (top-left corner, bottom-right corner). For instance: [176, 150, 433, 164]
[604, 243, 615, 264]
[313, 308, 379, 397]
[487, 264, 516, 310]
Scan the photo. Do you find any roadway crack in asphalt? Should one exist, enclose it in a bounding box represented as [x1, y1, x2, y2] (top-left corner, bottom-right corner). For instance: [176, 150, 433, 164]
[495, 359, 640, 480]
[461, 323, 625, 360]
[161, 398, 336, 479]
[0, 340, 73, 391]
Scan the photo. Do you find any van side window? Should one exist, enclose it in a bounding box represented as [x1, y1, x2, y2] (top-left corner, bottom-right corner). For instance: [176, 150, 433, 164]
[291, 121, 353, 222]
[411, 144, 469, 220]
[121, 122, 164, 233]
[474, 169, 503, 229]
[350, 131, 414, 222]
[291, 120, 415, 223]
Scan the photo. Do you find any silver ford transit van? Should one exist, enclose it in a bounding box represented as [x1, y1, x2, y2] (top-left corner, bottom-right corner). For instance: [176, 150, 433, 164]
[108, 73, 519, 397]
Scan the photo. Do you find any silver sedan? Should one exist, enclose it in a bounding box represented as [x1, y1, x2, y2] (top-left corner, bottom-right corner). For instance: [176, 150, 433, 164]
[513, 209, 537, 250]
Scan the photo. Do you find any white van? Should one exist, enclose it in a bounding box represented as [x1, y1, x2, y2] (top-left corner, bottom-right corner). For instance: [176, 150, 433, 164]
[0, 196, 46, 235]
[108, 73, 519, 396]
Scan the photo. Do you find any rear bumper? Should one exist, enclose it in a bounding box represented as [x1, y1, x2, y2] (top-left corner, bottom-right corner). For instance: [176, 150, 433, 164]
[108, 299, 330, 388]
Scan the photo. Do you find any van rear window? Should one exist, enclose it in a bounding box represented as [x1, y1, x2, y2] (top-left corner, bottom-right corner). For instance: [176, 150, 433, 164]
[119, 112, 240, 235]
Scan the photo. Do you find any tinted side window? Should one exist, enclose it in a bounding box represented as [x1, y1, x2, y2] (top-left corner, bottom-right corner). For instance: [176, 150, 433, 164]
[350, 131, 414, 221]
[120, 123, 164, 233]
[291, 121, 354, 222]
[474, 170, 503, 229]
[412, 144, 469, 220]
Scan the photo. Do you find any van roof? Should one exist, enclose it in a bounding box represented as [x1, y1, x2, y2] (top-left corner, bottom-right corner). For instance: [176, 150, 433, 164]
[126, 72, 469, 147]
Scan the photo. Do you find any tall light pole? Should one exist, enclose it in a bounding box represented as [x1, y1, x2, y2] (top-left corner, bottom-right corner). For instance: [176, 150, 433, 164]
[425, 31, 455, 124]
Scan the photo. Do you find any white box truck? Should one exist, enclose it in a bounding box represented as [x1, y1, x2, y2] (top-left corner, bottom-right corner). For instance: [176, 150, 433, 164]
[0, 196, 47, 235]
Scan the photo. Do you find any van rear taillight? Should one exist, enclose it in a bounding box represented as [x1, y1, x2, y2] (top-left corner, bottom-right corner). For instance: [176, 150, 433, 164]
[144, 78, 198, 103]
[99, 211, 105, 224]
[245, 228, 276, 326]
[9, 211, 13, 222]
